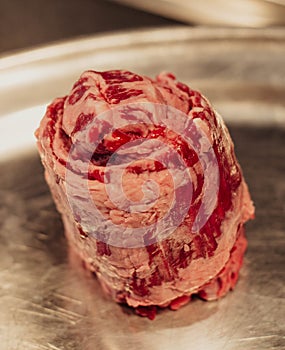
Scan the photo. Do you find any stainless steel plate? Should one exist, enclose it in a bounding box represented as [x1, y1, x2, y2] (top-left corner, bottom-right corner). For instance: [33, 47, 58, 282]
[0, 27, 284, 350]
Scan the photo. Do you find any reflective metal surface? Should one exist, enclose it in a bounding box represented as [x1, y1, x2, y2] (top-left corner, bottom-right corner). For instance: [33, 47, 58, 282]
[0, 27, 285, 350]
[112, 0, 285, 27]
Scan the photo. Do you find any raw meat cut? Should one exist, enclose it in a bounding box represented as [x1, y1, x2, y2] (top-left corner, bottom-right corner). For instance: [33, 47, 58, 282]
[35, 70, 254, 319]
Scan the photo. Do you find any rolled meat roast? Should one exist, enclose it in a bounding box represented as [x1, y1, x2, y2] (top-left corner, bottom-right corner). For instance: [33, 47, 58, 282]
[35, 70, 254, 319]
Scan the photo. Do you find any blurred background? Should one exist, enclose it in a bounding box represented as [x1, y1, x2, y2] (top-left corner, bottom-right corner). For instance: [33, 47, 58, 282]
[1, 0, 285, 55]
[0, 0, 178, 54]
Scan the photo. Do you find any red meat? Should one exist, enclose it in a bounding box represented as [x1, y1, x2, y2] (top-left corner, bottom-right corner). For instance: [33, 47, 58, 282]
[35, 70, 254, 319]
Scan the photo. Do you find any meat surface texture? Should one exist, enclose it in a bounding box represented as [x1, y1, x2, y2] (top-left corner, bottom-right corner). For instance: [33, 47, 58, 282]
[35, 70, 254, 319]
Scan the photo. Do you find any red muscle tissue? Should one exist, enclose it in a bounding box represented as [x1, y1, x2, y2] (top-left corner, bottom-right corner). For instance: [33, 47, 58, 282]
[35, 70, 254, 319]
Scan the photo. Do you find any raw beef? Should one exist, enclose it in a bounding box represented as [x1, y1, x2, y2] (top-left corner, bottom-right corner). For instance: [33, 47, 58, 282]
[35, 70, 254, 319]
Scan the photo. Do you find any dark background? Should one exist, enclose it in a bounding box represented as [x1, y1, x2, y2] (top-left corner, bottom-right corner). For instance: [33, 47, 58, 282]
[0, 0, 179, 55]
